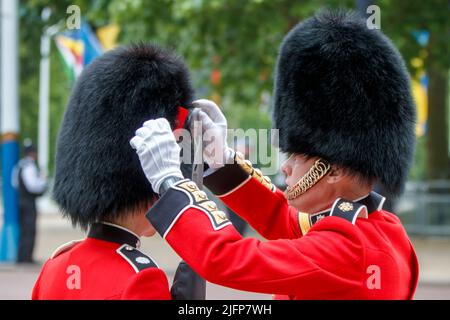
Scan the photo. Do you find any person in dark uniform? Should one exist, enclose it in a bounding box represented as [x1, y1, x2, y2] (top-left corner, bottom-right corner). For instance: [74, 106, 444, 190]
[33, 43, 203, 300]
[13, 140, 47, 263]
[130, 10, 419, 299]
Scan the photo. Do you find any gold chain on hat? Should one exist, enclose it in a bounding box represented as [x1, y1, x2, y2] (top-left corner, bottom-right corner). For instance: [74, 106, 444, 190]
[284, 159, 331, 200]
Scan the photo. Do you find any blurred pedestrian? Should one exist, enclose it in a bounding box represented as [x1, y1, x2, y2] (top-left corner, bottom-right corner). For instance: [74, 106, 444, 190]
[13, 139, 47, 263]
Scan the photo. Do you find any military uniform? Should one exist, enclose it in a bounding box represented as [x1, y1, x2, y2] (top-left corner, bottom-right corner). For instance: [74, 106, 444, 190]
[32, 223, 170, 300]
[147, 153, 419, 299]
[33, 43, 204, 300]
[131, 10, 419, 300]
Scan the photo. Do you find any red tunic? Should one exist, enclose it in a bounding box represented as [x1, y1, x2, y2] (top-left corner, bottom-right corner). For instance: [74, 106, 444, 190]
[147, 160, 419, 300]
[32, 223, 171, 300]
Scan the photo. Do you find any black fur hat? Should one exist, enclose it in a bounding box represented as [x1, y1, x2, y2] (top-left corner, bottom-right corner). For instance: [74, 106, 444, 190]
[54, 43, 194, 229]
[273, 10, 416, 195]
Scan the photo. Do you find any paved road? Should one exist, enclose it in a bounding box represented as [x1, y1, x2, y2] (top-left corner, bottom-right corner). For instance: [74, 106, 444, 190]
[2, 264, 450, 300]
[0, 214, 449, 299]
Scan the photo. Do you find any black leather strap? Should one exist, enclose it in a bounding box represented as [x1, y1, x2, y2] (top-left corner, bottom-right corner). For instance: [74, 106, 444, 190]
[171, 261, 206, 300]
[204, 163, 250, 196]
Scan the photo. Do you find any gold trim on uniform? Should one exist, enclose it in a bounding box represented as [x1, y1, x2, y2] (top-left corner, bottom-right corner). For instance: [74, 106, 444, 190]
[338, 202, 353, 212]
[198, 200, 217, 212]
[191, 190, 208, 203]
[175, 180, 230, 228]
[235, 151, 275, 192]
[210, 210, 228, 225]
[298, 212, 312, 235]
[178, 181, 200, 192]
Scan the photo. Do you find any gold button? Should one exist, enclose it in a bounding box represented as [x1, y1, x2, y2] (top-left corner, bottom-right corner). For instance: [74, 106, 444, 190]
[187, 182, 197, 190]
[235, 151, 245, 165]
[338, 202, 354, 212]
[207, 202, 217, 210]
[217, 212, 227, 220]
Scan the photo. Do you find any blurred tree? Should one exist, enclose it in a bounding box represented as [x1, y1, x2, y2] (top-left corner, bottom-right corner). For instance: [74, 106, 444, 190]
[19, 0, 448, 181]
[79, 0, 353, 129]
[380, 0, 450, 180]
[19, 0, 102, 173]
[19, 0, 351, 175]
[19, 0, 72, 173]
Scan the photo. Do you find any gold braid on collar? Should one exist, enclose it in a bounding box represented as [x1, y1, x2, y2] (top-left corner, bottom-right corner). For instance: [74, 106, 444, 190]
[284, 159, 331, 200]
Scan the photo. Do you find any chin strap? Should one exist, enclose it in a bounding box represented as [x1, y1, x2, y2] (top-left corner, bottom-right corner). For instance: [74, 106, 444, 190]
[284, 159, 331, 200]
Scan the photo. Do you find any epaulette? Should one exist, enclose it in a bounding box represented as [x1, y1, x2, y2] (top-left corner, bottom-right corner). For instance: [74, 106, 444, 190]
[298, 192, 384, 235]
[50, 239, 84, 259]
[116, 244, 158, 273]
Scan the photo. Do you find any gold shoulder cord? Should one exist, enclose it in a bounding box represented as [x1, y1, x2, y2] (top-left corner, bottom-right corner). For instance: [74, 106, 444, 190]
[235, 151, 274, 191]
[285, 159, 331, 200]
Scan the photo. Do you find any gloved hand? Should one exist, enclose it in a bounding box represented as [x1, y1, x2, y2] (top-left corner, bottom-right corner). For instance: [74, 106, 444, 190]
[130, 118, 183, 194]
[191, 99, 234, 169]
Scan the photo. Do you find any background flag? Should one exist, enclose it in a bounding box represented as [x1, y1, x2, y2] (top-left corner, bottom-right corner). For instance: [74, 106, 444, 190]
[54, 20, 104, 82]
[96, 23, 120, 50]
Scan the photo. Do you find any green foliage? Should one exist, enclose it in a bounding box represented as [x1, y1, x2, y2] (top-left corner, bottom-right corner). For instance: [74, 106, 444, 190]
[19, 0, 73, 171]
[18, 0, 448, 180]
[72, 0, 353, 130]
[408, 136, 427, 180]
[379, 0, 450, 73]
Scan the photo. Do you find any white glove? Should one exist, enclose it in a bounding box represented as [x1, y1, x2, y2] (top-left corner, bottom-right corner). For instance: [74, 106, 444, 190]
[191, 99, 234, 169]
[130, 118, 183, 194]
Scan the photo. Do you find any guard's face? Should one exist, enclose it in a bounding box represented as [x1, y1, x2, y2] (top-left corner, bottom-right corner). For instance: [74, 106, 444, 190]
[136, 202, 157, 237]
[281, 154, 335, 213]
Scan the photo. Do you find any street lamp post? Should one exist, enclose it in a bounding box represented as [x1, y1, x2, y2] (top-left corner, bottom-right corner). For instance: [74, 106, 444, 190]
[0, 0, 20, 262]
[38, 8, 61, 176]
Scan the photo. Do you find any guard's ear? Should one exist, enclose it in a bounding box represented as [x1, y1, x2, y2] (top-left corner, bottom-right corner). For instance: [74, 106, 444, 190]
[326, 165, 345, 184]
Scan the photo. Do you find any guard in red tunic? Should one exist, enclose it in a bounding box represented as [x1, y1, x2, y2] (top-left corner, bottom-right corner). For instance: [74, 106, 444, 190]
[32, 222, 171, 299]
[32, 43, 203, 300]
[130, 10, 419, 299]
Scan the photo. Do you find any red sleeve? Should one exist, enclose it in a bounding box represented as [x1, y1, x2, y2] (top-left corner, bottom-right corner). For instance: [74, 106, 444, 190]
[219, 177, 301, 239]
[204, 154, 301, 240]
[148, 180, 365, 296]
[121, 268, 171, 300]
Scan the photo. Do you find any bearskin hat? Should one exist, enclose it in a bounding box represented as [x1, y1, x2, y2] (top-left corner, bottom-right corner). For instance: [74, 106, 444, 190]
[54, 43, 194, 229]
[273, 10, 416, 196]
